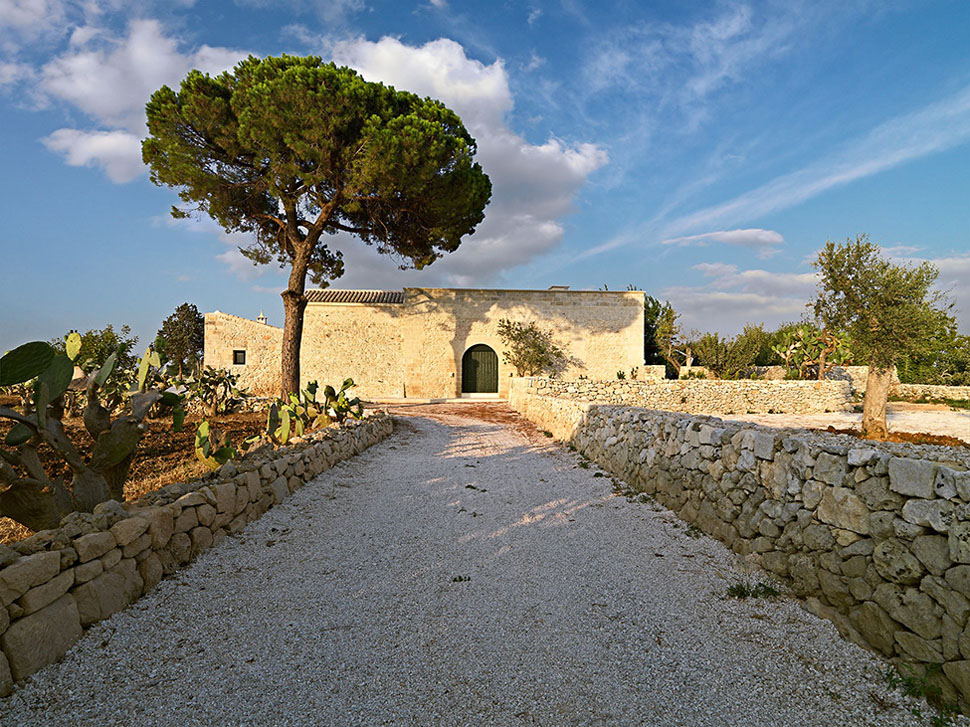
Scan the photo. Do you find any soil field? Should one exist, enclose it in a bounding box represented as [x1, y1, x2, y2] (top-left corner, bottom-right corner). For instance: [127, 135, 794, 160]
[0, 410, 266, 545]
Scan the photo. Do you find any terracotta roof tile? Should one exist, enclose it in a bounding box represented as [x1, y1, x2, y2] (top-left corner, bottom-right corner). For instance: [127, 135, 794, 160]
[306, 289, 404, 304]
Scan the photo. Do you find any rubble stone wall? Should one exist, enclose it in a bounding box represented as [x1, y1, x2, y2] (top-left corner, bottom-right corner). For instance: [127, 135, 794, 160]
[516, 376, 852, 414]
[509, 380, 970, 708]
[0, 414, 394, 696]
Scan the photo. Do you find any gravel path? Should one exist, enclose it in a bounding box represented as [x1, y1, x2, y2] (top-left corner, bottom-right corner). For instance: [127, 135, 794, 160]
[3, 406, 945, 726]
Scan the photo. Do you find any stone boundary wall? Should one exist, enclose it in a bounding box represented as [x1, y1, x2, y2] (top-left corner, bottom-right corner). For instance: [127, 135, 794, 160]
[509, 384, 970, 708]
[517, 376, 851, 415]
[897, 384, 970, 401]
[0, 414, 394, 696]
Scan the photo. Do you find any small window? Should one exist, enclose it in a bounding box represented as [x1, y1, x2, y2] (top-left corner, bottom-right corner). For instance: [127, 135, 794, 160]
[233, 350, 246, 365]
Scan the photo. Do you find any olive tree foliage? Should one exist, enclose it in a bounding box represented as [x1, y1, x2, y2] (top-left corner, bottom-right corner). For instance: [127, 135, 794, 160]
[693, 324, 771, 379]
[497, 319, 569, 377]
[156, 303, 204, 377]
[812, 235, 951, 440]
[143, 55, 492, 397]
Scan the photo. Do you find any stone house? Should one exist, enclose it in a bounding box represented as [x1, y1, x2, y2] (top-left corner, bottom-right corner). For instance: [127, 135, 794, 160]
[204, 287, 645, 399]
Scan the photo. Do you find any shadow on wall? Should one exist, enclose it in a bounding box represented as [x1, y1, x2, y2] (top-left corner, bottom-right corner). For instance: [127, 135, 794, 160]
[403, 288, 644, 397]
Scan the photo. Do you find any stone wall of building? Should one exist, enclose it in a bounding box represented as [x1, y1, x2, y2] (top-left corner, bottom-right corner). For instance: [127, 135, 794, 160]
[0, 414, 394, 695]
[301, 302, 406, 398]
[515, 376, 852, 414]
[205, 289, 645, 400]
[400, 288, 645, 398]
[204, 312, 283, 397]
[509, 382, 970, 709]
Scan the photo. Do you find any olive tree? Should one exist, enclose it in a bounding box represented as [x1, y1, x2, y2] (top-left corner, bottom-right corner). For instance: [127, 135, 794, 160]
[143, 55, 491, 396]
[812, 235, 950, 439]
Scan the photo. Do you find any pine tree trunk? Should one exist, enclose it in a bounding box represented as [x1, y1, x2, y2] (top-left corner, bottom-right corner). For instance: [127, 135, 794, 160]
[280, 248, 310, 398]
[862, 365, 892, 441]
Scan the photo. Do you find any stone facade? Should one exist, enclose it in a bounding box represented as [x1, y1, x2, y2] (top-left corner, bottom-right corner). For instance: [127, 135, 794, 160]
[0, 414, 393, 694]
[509, 381, 970, 709]
[517, 376, 852, 415]
[897, 384, 970, 401]
[204, 288, 645, 399]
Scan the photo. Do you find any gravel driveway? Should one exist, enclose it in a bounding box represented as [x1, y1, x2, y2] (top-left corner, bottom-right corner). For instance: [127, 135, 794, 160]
[3, 405, 945, 726]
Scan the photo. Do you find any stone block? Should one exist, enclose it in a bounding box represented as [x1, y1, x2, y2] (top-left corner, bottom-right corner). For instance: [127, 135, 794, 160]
[894, 631, 943, 662]
[847, 447, 878, 466]
[943, 661, 970, 704]
[74, 532, 116, 563]
[17, 569, 74, 615]
[189, 526, 213, 557]
[174, 507, 198, 534]
[137, 554, 163, 593]
[100, 548, 121, 571]
[174, 491, 207, 508]
[145, 507, 174, 549]
[752, 432, 775, 460]
[121, 533, 152, 559]
[873, 539, 924, 585]
[912, 535, 952, 576]
[946, 565, 970, 598]
[873, 583, 941, 640]
[109, 517, 149, 547]
[0, 595, 82, 680]
[0, 652, 11, 697]
[269, 476, 289, 505]
[817, 487, 870, 534]
[72, 569, 128, 626]
[196, 503, 217, 527]
[168, 532, 192, 565]
[0, 551, 61, 606]
[849, 602, 899, 656]
[901, 499, 954, 533]
[888, 457, 937, 499]
[949, 521, 970, 564]
[814, 452, 847, 486]
[213, 483, 236, 514]
[74, 559, 102, 585]
[921, 574, 970, 623]
[233, 487, 248, 515]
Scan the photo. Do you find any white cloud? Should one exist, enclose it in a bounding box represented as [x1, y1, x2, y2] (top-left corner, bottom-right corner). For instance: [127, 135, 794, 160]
[37, 19, 248, 181]
[429, 0, 447, 7]
[41, 19, 246, 133]
[661, 228, 783, 259]
[527, 8, 541, 25]
[0, 61, 32, 87]
[234, 0, 363, 23]
[41, 128, 144, 182]
[659, 261, 817, 334]
[0, 0, 69, 50]
[326, 36, 607, 285]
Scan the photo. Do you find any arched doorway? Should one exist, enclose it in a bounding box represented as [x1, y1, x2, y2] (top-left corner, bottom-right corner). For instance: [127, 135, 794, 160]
[461, 344, 498, 394]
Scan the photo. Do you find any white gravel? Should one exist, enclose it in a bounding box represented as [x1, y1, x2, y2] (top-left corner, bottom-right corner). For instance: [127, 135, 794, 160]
[2, 407, 950, 726]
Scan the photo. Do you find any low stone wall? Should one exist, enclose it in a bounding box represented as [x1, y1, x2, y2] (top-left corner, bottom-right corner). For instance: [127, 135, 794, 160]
[0, 414, 394, 695]
[897, 384, 970, 401]
[509, 384, 970, 708]
[517, 376, 851, 414]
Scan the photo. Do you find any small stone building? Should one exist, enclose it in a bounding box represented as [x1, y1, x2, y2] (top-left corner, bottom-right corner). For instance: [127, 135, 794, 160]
[204, 287, 645, 399]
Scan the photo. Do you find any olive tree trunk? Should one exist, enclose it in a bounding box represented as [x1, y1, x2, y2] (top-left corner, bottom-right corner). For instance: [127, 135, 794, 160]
[861, 365, 892, 440]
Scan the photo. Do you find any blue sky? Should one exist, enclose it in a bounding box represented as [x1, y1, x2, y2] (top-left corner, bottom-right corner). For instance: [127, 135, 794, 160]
[1, 0, 968, 354]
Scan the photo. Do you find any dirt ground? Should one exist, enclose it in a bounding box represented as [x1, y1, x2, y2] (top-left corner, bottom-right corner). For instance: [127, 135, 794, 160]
[0, 411, 266, 544]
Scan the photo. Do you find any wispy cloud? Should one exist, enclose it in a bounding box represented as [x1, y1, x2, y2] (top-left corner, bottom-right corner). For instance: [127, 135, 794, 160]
[661, 228, 783, 259]
[578, 84, 970, 261]
[664, 84, 970, 236]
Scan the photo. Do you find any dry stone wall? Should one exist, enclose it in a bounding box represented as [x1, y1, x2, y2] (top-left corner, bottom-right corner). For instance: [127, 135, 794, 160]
[509, 383, 970, 708]
[0, 414, 393, 696]
[897, 384, 970, 401]
[517, 376, 852, 415]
